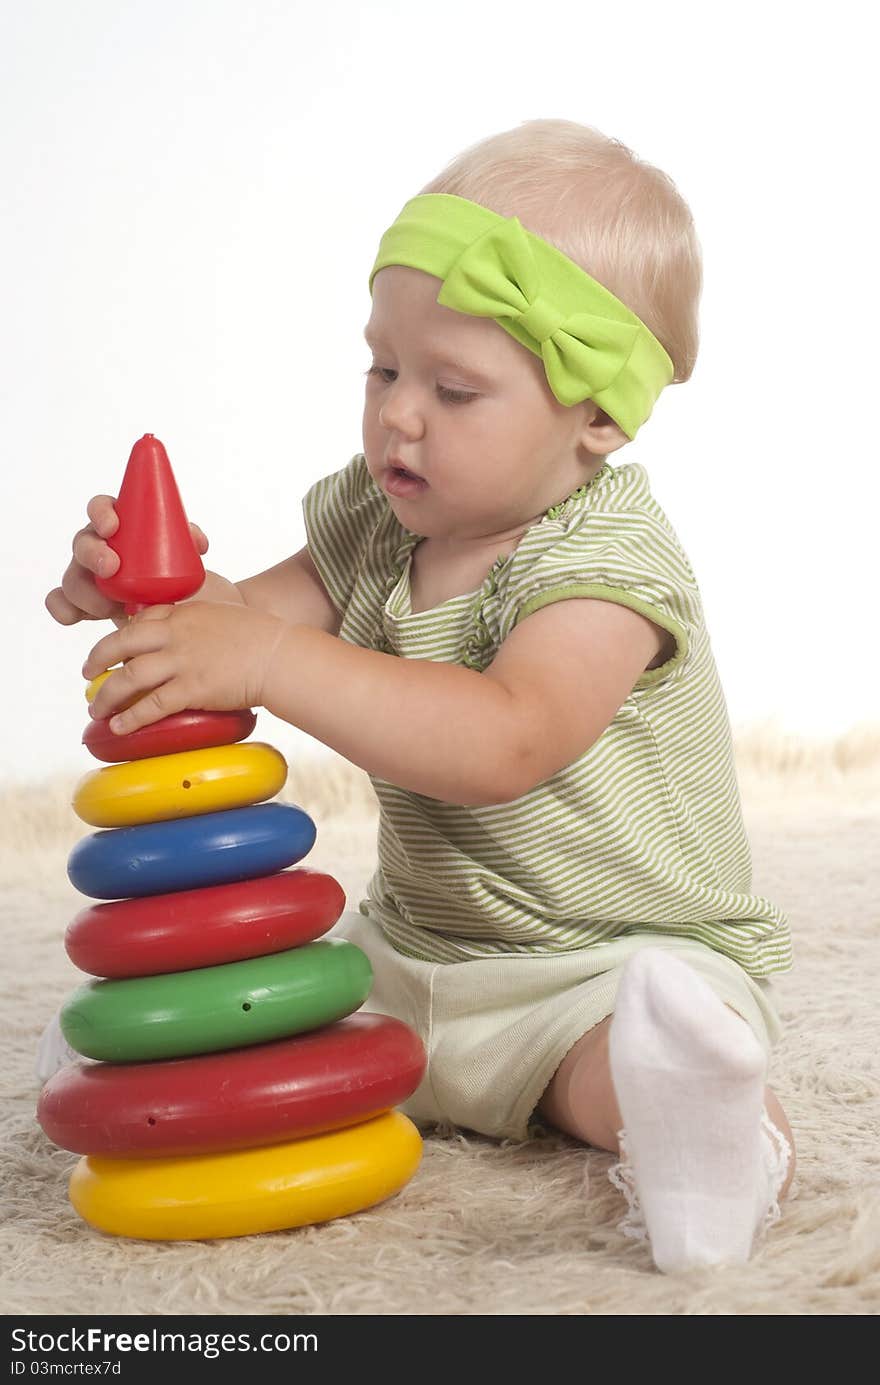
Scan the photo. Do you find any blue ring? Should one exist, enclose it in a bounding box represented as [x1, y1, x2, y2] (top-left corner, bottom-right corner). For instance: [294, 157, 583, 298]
[68, 803, 317, 900]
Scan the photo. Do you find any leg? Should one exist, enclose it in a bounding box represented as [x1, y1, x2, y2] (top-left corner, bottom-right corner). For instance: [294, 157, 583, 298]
[538, 1015, 795, 1199]
[538, 1014, 621, 1151]
[538, 951, 796, 1272]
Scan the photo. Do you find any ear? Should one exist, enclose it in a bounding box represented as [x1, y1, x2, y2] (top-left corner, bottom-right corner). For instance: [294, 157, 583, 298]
[578, 402, 631, 457]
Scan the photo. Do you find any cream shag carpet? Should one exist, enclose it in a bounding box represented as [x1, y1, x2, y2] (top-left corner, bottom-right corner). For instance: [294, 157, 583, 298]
[2, 724, 879, 1316]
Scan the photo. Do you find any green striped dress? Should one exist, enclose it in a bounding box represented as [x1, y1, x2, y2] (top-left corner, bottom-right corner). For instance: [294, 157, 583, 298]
[303, 453, 792, 979]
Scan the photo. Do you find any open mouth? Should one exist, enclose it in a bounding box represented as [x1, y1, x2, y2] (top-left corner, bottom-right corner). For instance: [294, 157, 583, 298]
[384, 463, 428, 496]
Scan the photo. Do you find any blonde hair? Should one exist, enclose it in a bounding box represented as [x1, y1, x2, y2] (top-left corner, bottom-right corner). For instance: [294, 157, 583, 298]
[420, 118, 702, 385]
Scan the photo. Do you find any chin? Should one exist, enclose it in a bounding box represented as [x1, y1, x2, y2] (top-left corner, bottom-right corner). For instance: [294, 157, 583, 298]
[386, 500, 430, 535]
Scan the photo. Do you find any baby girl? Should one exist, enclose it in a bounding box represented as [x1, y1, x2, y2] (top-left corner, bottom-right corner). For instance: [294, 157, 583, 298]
[45, 118, 794, 1273]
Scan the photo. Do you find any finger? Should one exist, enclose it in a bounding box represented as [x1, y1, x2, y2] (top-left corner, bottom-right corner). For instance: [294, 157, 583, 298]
[85, 667, 142, 714]
[45, 586, 86, 627]
[59, 562, 121, 620]
[190, 523, 209, 555]
[72, 525, 120, 579]
[86, 495, 120, 539]
[106, 676, 188, 737]
[129, 604, 176, 624]
[82, 619, 168, 681]
[88, 652, 175, 722]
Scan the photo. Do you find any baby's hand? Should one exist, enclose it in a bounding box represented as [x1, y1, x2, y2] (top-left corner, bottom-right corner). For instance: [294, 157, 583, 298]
[84, 602, 287, 734]
[45, 496, 209, 627]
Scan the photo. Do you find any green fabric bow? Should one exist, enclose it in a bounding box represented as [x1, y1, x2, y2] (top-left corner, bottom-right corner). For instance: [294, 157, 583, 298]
[436, 217, 641, 408]
[369, 194, 674, 438]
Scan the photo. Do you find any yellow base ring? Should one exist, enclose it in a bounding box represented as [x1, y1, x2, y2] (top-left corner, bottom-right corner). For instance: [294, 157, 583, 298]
[69, 1110, 422, 1240]
[72, 742, 288, 827]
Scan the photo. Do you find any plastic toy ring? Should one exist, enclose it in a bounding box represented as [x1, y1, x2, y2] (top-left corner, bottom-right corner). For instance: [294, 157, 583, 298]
[59, 939, 373, 1061]
[68, 1109, 423, 1240]
[38, 1013, 427, 1156]
[72, 742, 288, 827]
[83, 708, 257, 764]
[67, 803, 316, 899]
[64, 870, 345, 978]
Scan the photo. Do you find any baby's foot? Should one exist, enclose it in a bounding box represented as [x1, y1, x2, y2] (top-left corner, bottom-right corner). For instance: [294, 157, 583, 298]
[607, 948, 790, 1273]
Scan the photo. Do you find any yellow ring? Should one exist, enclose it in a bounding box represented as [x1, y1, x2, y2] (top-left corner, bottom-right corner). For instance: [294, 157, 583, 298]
[85, 670, 117, 703]
[69, 1110, 422, 1240]
[72, 742, 288, 827]
[85, 668, 141, 711]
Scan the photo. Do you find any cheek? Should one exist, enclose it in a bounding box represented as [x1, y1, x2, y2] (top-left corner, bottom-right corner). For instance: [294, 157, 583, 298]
[464, 413, 517, 467]
[361, 402, 378, 450]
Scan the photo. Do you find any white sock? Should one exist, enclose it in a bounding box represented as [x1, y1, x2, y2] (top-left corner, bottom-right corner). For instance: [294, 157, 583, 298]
[34, 1009, 92, 1084]
[607, 948, 791, 1273]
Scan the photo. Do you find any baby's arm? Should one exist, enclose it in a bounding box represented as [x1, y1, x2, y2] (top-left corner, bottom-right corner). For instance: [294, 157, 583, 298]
[255, 594, 665, 803]
[83, 578, 665, 805]
[235, 550, 341, 635]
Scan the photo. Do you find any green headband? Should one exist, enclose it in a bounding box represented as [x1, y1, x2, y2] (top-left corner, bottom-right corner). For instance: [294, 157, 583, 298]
[369, 193, 674, 440]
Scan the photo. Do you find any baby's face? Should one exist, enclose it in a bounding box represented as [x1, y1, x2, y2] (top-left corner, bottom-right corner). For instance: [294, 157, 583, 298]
[362, 266, 612, 545]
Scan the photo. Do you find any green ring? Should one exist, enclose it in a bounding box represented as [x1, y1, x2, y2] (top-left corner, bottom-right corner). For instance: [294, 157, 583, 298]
[60, 940, 373, 1062]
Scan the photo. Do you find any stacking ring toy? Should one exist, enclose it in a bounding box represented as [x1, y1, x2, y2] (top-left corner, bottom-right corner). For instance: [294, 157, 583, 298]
[83, 709, 257, 764]
[68, 1109, 422, 1240]
[84, 670, 117, 703]
[72, 742, 288, 827]
[65, 870, 345, 977]
[59, 939, 373, 1061]
[38, 1014, 427, 1156]
[67, 803, 316, 899]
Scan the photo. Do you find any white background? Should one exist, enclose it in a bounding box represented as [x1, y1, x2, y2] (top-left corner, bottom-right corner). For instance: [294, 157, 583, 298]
[3, 0, 877, 783]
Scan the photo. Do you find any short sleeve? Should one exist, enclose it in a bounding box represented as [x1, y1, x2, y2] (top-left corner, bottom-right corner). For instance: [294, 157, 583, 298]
[496, 476, 700, 689]
[302, 454, 389, 616]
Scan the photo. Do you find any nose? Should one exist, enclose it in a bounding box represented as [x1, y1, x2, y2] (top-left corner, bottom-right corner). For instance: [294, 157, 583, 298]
[377, 379, 424, 438]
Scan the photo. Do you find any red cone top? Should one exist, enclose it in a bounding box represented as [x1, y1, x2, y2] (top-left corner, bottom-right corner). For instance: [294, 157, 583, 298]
[95, 435, 205, 614]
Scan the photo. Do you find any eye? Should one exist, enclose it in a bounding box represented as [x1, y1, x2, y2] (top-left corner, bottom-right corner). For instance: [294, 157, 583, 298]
[439, 385, 479, 404]
[363, 365, 477, 405]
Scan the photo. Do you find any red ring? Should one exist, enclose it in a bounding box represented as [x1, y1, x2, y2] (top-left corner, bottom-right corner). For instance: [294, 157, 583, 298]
[65, 870, 345, 978]
[37, 1014, 427, 1156]
[83, 708, 257, 763]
